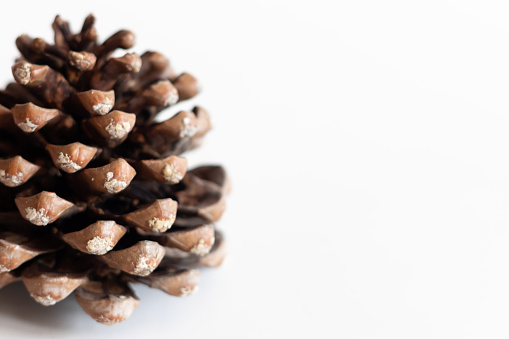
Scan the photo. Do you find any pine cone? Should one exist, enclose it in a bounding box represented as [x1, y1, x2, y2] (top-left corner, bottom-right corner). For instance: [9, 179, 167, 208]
[0, 15, 229, 325]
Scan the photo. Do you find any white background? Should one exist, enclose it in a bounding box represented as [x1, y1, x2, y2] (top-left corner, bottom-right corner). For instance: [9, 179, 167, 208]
[1, 0, 509, 338]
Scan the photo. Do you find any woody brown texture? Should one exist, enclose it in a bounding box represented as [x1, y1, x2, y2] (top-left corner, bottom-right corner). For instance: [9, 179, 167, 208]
[0, 15, 229, 325]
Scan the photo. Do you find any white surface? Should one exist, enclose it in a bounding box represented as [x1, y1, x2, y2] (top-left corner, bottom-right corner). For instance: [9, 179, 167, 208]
[1, 0, 509, 338]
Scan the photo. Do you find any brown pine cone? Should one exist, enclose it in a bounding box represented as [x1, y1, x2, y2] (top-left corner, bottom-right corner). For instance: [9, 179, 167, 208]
[0, 14, 229, 325]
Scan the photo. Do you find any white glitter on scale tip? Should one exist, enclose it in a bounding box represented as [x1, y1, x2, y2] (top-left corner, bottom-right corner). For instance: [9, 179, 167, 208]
[24, 207, 50, 226]
[133, 256, 154, 276]
[18, 118, 39, 132]
[0, 169, 24, 186]
[190, 239, 211, 256]
[14, 63, 31, 85]
[179, 286, 198, 297]
[103, 171, 127, 193]
[148, 217, 174, 232]
[180, 117, 197, 138]
[33, 294, 57, 306]
[56, 152, 82, 171]
[105, 120, 131, 139]
[92, 97, 113, 115]
[162, 164, 183, 184]
[86, 236, 114, 255]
